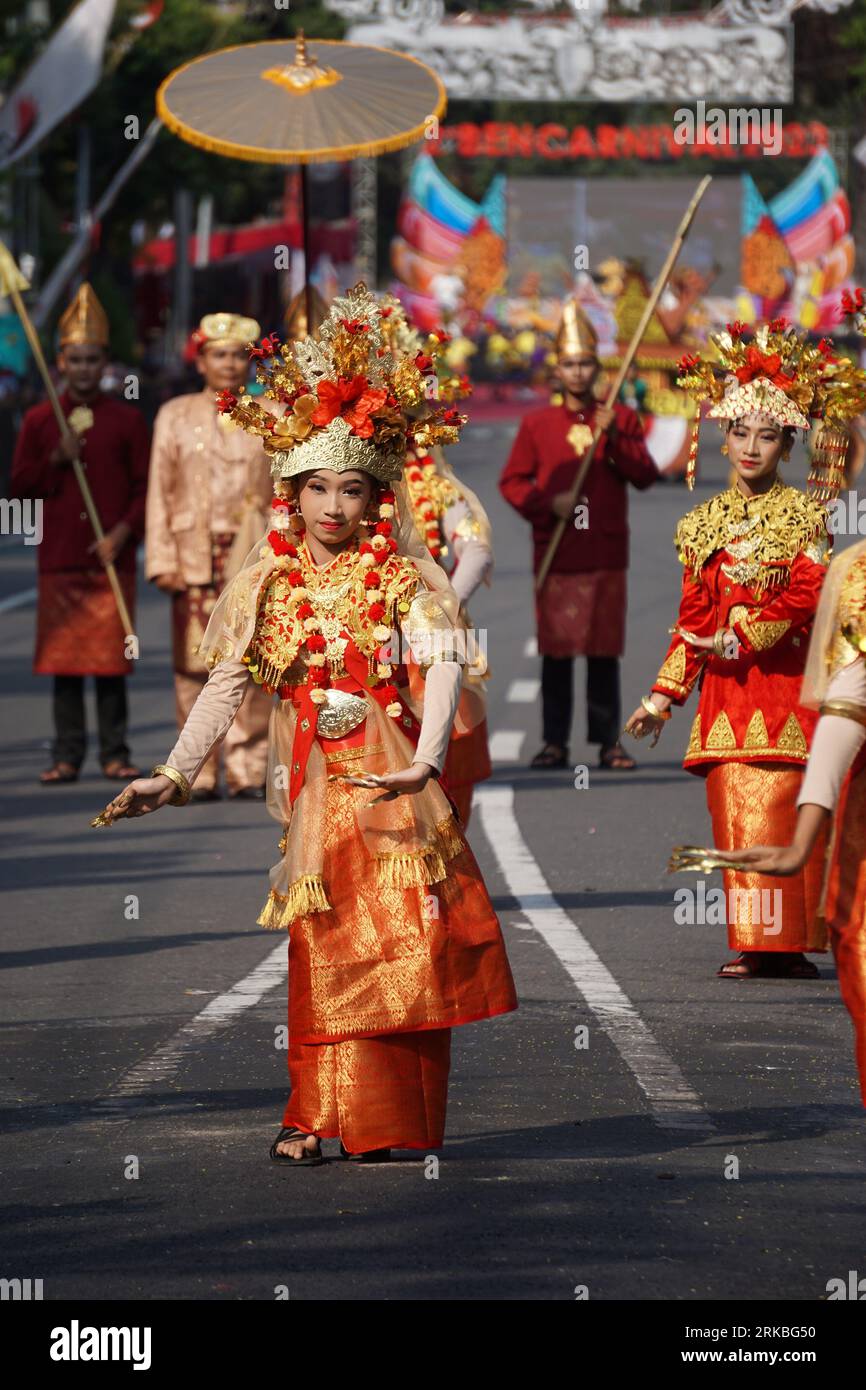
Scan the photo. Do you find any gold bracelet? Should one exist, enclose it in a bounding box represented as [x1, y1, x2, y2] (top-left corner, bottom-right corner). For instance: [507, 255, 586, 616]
[151, 764, 191, 806]
[712, 627, 728, 660]
[641, 695, 671, 721]
[818, 700, 866, 728]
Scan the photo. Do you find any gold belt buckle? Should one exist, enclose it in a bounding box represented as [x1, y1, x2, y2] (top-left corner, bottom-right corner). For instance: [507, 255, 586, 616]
[315, 688, 370, 738]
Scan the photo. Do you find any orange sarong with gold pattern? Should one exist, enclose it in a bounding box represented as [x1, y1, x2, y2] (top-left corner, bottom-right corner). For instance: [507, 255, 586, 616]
[279, 728, 517, 1149]
[706, 762, 828, 953]
[823, 749, 866, 1105]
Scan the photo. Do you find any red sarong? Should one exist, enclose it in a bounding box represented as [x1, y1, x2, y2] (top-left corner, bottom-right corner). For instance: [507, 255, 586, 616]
[34, 570, 135, 676]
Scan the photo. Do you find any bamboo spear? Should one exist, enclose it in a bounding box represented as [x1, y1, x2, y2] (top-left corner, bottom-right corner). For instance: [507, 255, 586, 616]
[0, 239, 135, 638]
[535, 175, 712, 594]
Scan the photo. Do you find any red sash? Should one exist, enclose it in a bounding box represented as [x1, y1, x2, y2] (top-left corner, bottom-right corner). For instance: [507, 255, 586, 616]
[280, 643, 424, 805]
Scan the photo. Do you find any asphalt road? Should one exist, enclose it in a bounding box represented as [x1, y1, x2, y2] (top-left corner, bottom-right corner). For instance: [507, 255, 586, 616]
[1, 424, 864, 1302]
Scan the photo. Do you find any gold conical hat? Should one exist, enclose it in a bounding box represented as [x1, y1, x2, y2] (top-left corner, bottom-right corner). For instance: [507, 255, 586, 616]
[555, 297, 598, 357]
[58, 282, 109, 347]
[283, 286, 328, 341]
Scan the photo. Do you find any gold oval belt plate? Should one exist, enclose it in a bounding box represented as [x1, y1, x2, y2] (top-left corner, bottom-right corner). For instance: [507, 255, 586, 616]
[316, 687, 370, 738]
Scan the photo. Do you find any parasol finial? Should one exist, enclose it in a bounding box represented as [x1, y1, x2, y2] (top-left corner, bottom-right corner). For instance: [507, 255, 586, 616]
[262, 30, 341, 94]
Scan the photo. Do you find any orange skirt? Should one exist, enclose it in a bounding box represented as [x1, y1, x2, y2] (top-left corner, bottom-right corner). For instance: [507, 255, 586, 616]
[706, 762, 828, 953]
[283, 1029, 451, 1152]
[823, 755, 866, 1106]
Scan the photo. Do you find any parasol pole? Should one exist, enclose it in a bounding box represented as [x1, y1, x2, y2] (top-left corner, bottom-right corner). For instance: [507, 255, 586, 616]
[0, 239, 135, 639]
[535, 175, 712, 594]
[300, 161, 312, 332]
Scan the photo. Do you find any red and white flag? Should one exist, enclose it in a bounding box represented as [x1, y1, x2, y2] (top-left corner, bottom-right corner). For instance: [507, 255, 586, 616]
[0, 0, 118, 169]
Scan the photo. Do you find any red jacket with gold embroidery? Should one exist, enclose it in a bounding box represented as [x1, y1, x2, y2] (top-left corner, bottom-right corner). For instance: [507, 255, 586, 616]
[651, 482, 830, 773]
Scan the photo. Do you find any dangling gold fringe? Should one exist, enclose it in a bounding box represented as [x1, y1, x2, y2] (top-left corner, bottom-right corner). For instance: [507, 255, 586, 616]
[257, 875, 331, 930]
[808, 422, 849, 503]
[686, 400, 701, 491]
[375, 814, 467, 889]
[752, 564, 794, 595]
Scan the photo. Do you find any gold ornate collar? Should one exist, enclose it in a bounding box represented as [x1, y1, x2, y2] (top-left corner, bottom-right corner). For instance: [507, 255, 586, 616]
[248, 540, 419, 686]
[675, 481, 828, 592]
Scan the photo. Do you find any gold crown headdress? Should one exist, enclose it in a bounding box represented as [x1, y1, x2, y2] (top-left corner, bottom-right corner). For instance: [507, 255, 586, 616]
[58, 282, 109, 347]
[217, 282, 468, 484]
[555, 296, 598, 358]
[676, 314, 866, 498]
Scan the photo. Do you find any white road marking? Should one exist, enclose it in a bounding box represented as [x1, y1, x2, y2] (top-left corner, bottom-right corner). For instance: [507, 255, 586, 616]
[523, 636, 538, 658]
[98, 941, 287, 1107]
[489, 730, 526, 761]
[476, 784, 714, 1133]
[506, 677, 540, 703]
[0, 587, 37, 614]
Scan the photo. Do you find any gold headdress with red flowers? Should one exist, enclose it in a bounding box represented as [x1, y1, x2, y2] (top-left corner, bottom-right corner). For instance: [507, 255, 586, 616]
[677, 315, 866, 498]
[216, 282, 467, 484]
[376, 292, 472, 405]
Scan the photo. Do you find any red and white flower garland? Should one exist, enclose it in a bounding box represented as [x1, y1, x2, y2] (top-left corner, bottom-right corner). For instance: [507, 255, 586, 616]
[259, 490, 404, 717]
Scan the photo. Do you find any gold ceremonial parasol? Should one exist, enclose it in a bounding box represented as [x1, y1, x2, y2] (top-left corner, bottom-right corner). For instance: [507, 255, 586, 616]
[156, 32, 446, 325]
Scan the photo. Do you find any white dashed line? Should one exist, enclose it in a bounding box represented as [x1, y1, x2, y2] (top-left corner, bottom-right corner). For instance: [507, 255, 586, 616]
[506, 678, 540, 703]
[476, 784, 714, 1133]
[489, 730, 526, 762]
[98, 942, 287, 1107]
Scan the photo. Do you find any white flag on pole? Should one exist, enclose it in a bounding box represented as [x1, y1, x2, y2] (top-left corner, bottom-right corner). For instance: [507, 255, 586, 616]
[0, 0, 118, 169]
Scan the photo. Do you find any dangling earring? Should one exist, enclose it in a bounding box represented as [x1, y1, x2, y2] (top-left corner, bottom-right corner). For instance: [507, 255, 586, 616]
[720, 442, 728, 456]
[284, 490, 305, 533]
[781, 448, 791, 461]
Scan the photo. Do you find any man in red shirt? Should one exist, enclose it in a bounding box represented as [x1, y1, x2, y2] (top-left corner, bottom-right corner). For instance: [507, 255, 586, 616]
[499, 297, 657, 769]
[10, 283, 149, 784]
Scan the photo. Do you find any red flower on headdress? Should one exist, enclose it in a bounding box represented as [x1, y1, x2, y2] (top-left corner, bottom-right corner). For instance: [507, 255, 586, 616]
[414, 352, 435, 374]
[379, 306, 394, 319]
[312, 376, 388, 438]
[340, 318, 368, 335]
[216, 389, 238, 414]
[249, 333, 281, 361]
[677, 353, 700, 373]
[726, 321, 747, 339]
[841, 287, 865, 316]
[442, 407, 462, 426]
[816, 338, 838, 362]
[768, 317, 789, 333]
[733, 346, 795, 390]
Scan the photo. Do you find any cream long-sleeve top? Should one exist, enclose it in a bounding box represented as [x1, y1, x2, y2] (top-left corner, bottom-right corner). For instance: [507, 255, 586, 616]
[164, 658, 462, 788]
[442, 497, 493, 606]
[797, 658, 866, 811]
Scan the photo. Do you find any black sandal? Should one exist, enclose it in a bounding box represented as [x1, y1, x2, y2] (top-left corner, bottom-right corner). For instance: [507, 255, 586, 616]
[529, 744, 569, 770]
[270, 1126, 324, 1165]
[599, 743, 637, 771]
[339, 1142, 392, 1163]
